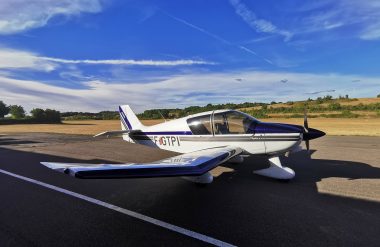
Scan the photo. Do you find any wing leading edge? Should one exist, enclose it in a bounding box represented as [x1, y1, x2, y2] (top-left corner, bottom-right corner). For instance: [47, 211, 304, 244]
[93, 129, 141, 138]
[41, 146, 242, 179]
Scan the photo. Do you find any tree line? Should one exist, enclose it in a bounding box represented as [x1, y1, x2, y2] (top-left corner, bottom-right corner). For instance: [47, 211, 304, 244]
[61, 111, 119, 120]
[0, 101, 61, 124]
[1, 94, 379, 123]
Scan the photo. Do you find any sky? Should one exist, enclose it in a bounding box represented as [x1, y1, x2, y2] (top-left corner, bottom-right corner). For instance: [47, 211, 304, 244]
[0, 0, 380, 113]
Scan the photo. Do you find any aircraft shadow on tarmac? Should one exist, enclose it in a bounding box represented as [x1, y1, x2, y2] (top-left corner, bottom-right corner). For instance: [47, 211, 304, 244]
[62, 122, 96, 126]
[229, 150, 380, 183]
[0, 137, 42, 146]
[286, 150, 380, 182]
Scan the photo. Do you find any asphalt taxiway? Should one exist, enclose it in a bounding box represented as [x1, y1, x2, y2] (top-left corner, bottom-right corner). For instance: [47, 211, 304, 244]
[0, 133, 379, 246]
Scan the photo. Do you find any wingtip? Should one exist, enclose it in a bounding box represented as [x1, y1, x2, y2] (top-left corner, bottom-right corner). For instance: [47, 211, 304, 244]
[40, 162, 54, 169]
[40, 162, 76, 176]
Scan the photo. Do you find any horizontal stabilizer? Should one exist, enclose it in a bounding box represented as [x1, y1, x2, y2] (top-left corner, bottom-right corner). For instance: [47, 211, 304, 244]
[93, 129, 140, 138]
[41, 146, 242, 179]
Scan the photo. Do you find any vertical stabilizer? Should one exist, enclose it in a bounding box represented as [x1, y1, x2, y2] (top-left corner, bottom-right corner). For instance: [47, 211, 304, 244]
[119, 105, 144, 130]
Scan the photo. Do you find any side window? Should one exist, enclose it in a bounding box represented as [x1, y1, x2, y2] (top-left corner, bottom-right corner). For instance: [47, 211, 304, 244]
[187, 115, 212, 135]
[214, 111, 256, 135]
[225, 112, 248, 134]
[214, 113, 229, 134]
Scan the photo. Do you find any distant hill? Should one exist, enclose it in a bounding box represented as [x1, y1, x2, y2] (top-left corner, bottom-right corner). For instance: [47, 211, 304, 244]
[239, 96, 380, 119]
[241, 97, 380, 111]
[136, 96, 380, 120]
[59, 95, 380, 120]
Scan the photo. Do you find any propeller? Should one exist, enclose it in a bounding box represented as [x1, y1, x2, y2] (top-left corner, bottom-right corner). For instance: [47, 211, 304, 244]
[303, 109, 310, 151]
[304, 109, 309, 131]
[302, 108, 326, 151]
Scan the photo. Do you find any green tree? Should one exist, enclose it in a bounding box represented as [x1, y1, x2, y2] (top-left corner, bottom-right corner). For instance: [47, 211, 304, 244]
[324, 95, 333, 101]
[377, 94, 380, 98]
[9, 105, 25, 119]
[0, 101, 10, 118]
[328, 103, 341, 111]
[31, 108, 46, 120]
[30, 108, 61, 122]
[100, 111, 119, 120]
[44, 109, 61, 123]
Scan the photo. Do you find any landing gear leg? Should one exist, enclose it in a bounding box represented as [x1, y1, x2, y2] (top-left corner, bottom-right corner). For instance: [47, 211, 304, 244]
[228, 155, 244, 164]
[253, 156, 295, 180]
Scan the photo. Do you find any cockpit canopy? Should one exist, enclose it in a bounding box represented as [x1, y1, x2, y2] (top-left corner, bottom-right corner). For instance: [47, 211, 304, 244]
[187, 110, 260, 135]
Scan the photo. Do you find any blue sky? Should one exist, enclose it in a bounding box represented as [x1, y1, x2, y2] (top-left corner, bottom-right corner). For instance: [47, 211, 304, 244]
[0, 0, 380, 112]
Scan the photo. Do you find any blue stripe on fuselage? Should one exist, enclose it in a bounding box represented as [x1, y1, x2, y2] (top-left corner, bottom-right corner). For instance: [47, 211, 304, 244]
[254, 122, 303, 134]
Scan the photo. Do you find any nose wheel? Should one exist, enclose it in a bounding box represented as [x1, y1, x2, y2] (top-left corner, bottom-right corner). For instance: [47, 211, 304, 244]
[253, 156, 295, 180]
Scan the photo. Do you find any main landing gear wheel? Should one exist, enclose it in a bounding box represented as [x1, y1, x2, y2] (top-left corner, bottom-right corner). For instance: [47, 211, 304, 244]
[253, 156, 295, 180]
[182, 172, 213, 185]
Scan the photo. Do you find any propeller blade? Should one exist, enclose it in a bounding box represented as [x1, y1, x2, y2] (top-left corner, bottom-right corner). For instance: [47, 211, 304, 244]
[305, 140, 310, 151]
[304, 108, 309, 132]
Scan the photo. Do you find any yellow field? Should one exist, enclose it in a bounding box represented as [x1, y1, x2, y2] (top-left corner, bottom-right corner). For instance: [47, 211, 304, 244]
[338, 97, 380, 106]
[240, 97, 380, 111]
[1, 118, 380, 136]
[267, 111, 379, 118]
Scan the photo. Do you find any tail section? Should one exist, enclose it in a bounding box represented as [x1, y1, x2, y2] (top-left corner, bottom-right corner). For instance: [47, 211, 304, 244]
[119, 105, 145, 130]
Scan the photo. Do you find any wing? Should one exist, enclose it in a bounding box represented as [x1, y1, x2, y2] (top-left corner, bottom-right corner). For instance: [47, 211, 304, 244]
[41, 146, 242, 179]
[93, 129, 141, 138]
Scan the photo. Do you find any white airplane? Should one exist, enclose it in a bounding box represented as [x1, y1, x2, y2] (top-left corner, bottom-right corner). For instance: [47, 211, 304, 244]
[41, 105, 325, 184]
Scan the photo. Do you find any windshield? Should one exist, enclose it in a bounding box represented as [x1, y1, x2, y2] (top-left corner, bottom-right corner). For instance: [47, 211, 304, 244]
[213, 111, 259, 135]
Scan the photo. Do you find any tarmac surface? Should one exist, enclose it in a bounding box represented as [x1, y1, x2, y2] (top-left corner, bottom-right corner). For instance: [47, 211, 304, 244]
[0, 133, 379, 247]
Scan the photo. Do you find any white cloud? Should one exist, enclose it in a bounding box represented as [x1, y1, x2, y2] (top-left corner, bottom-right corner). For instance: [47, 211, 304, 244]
[1, 70, 379, 112]
[229, 0, 293, 41]
[360, 23, 380, 40]
[298, 0, 380, 40]
[0, 48, 57, 71]
[0, 0, 103, 34]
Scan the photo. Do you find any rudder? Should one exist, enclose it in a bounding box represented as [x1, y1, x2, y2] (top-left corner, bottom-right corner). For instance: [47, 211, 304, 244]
[119, 105, 144, 130]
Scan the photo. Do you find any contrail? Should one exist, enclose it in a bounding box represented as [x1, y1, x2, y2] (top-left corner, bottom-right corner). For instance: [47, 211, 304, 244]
[39, 57, 216, 66]
[162, 11, 274, 65]
[164, 12, 231, 46]
[306, 89, 336, 95]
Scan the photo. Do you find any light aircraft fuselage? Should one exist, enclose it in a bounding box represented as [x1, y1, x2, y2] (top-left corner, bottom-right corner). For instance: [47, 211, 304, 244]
[123, 109, 304, 155]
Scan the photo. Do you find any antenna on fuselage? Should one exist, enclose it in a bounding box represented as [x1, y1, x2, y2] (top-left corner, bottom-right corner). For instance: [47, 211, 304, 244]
[157, 110, 167, 122]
